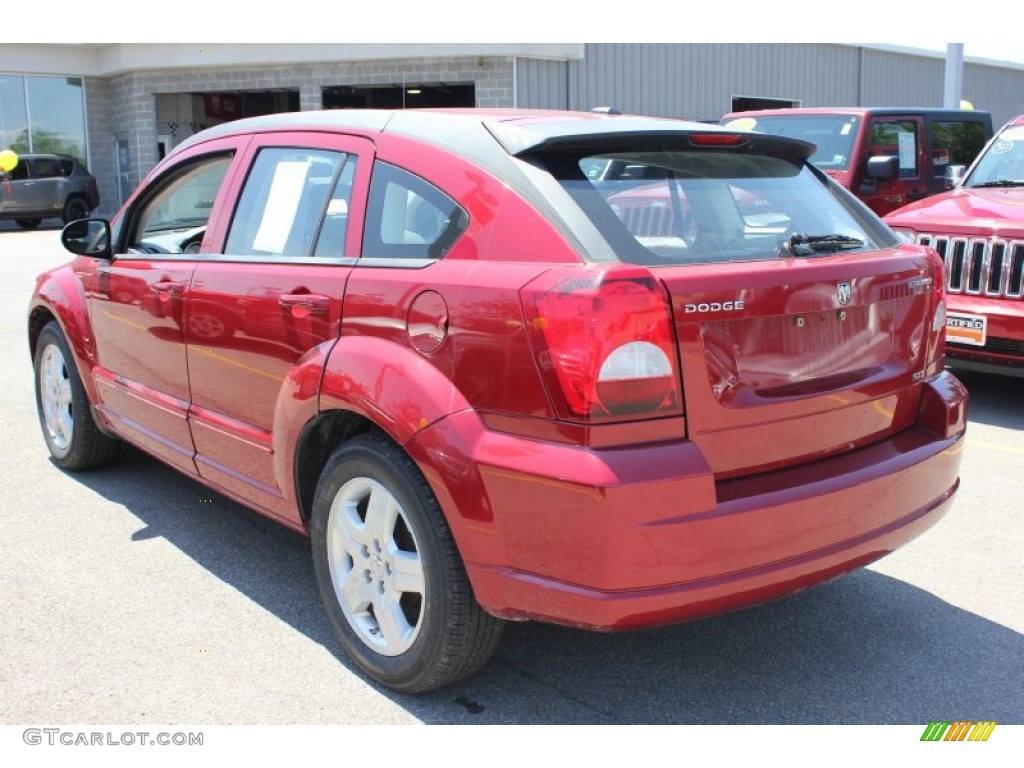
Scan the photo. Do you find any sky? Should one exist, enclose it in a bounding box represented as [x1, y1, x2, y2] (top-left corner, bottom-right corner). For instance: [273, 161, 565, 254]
[919, 43, 1024, 66]
[21, 0, 1024, 69]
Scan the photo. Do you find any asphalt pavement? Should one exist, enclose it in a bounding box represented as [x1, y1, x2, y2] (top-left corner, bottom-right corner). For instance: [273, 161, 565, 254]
[1, 227, 1021, 725]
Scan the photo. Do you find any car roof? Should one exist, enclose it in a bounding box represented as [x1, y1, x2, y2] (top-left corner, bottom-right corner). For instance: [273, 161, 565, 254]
[169, 108, 770, 166]
[20, 152, 77, 159]
[724, 107, 991, 119]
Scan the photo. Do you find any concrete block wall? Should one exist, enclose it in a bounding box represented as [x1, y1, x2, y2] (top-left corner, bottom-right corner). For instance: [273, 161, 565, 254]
[85, 56, 515, 216]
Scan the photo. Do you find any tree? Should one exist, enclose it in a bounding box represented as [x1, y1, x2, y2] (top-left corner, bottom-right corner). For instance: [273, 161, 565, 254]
[8, 127, 84, 162]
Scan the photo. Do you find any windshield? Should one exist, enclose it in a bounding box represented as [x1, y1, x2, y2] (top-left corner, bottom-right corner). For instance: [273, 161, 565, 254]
[544, 148, 888, 267]
[966, 125, 1024, 187]
[722, 115, 859, 171]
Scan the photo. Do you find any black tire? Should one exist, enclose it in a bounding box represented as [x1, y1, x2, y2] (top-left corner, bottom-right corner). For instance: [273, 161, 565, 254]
[62, 196, 90, 225]
[311, 432, 504, 693]
[16, 218, 42, 230]
[33, 322, 119, 470]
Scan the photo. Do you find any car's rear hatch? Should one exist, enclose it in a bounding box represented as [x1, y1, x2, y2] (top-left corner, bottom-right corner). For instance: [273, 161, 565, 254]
[499, 117, 940, 477]
[657, 251, 934, 478]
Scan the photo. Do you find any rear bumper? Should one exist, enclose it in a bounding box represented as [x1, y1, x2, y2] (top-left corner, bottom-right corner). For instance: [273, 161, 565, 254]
[407, 372, 967, 631]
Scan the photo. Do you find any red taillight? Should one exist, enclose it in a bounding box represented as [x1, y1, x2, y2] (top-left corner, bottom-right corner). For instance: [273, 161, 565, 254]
[521, 266, 683, 422]
[688, 133, 748, 146]
[925, 248, 947, 377]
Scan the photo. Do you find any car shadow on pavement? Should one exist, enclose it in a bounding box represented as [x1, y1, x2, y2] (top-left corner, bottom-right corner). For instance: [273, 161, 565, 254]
[0, 221, 63, 233]
[64, 444, 1024, 725]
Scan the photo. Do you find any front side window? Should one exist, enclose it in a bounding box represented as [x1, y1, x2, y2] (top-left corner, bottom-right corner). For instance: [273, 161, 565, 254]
[225, 147, 349, 258]
[542, 148, 887, 267]
[9, 160, 29, 181]
[869, 120, 919, 176]
[363, 162, 468, 260]
[128, 155, 232, 255]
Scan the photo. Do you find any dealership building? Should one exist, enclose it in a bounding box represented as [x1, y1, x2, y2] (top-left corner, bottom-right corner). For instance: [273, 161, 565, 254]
[4, 42, 1024, 217]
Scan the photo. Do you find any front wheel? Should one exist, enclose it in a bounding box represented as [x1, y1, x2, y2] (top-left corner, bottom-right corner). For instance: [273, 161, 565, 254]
[311, 433, 504, 693]
[33, 322, 119, 470]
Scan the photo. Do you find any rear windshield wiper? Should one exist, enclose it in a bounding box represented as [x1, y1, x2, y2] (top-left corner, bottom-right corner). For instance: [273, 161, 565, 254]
[971, 179, 1024, 188]
[781, 232, 864, 257]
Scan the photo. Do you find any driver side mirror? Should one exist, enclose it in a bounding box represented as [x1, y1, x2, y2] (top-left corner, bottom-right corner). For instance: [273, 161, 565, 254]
[944, 164, 967, 189]
[865, 155, 900, 182]
[62, 218, 112, 259]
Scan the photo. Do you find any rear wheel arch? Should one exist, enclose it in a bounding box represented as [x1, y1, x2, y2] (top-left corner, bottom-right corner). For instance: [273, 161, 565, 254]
[293, 409, 379, 528]
[287, 336, 476, 532]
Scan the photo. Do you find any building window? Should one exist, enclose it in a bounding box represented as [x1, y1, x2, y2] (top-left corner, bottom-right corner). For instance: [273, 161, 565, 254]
[0, 75, 88, 165]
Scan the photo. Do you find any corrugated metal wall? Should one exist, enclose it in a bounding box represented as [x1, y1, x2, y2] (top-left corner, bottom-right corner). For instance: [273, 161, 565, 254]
[963, 63, 1024, 125]
[517, 44, 1024, 126]
[859, 49, 945, 106]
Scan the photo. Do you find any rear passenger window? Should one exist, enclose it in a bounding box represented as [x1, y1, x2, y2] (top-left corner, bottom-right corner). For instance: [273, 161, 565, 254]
[929, 121, 988, 174]
[226, 148, 348, 258]
[313, 157, 357, 258]
[32, 157, 63, 178]
[363, 162, 468, 260]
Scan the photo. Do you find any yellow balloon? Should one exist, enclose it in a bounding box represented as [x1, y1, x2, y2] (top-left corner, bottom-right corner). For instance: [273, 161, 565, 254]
[0, 149, 18, 173]
[724, 117, 758, 132]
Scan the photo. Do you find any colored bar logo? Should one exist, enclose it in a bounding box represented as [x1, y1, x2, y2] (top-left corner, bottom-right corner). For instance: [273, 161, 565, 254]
[921, 721, 997, 741]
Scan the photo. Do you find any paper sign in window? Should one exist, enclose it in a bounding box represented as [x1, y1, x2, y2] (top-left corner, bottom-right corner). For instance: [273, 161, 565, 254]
[252, 161, 309, 253]
[898, 132, 916, 172]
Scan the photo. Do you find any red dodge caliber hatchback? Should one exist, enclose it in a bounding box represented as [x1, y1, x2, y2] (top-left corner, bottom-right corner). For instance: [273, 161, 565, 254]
[29, 109, 967, 692]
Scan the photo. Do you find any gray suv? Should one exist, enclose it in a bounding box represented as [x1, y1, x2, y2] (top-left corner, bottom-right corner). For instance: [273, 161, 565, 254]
[0, 153, 100, 229]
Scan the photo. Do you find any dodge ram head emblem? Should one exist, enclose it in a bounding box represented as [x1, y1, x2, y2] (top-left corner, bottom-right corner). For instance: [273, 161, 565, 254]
[837, 281, 852, 306]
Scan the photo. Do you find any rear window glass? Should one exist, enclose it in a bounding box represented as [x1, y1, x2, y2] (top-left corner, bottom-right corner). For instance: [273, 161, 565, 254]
[543, 149, 886, 267]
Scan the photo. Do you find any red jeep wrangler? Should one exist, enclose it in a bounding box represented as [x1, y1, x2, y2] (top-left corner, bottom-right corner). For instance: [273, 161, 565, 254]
[722, 108, 993, 217]
[886, 114, 1024, 376]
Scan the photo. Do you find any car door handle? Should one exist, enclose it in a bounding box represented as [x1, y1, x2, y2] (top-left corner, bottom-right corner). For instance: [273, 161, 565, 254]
[152, 281, 185, 299]
[279, 293, 330, 314]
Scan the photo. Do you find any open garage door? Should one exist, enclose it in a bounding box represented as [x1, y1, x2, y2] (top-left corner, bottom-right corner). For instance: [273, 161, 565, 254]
[323, 83, 475, 109]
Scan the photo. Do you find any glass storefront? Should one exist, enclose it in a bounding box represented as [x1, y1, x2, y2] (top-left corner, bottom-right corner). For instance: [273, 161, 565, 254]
[0, 75, 88, 164]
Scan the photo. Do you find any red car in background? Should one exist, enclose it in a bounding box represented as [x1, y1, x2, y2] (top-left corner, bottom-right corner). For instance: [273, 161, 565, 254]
[29, 109, 965, 692]
[722, 107, 992, 216]
[886, 114, 1024, 376]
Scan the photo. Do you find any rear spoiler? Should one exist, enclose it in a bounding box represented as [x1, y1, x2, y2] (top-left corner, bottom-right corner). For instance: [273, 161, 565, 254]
[484, 117, 815, 163]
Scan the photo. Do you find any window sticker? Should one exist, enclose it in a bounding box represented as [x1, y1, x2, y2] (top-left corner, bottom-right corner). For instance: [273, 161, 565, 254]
[898, 131, 916, 171]
[997, 126, 1024, 143]
[252, 161, 309, 253]
[840, 122, 852, 136]
[724, 117, 757, 132]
